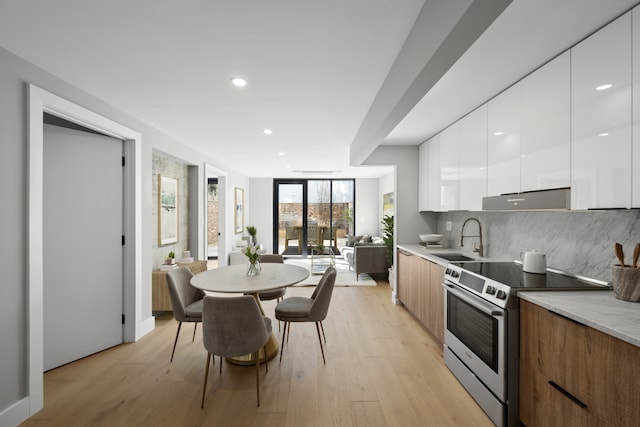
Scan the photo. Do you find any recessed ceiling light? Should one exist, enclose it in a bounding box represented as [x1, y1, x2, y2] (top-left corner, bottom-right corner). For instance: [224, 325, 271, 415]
[494, 131, 504, 136]
[598, 132, 609, 137]
[264, 129, 273, 135]
[278, 152, 285, 156]
[231, 77, 247, 87]
[596, 84, 612, 91]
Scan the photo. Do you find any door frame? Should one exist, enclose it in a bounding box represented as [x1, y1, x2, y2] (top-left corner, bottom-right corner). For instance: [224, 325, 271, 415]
[27, 85, 142, 416]
[273, 178, 355, 255]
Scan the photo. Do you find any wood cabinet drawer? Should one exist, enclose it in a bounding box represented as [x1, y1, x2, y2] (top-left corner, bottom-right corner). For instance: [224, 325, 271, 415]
[520, 300, 589, 403]
[520, 299, 640, 426]
[520, 362, 612, 427]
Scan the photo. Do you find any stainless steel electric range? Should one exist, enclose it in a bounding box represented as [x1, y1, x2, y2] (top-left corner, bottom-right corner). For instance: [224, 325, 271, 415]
[442, 261, 609, 427]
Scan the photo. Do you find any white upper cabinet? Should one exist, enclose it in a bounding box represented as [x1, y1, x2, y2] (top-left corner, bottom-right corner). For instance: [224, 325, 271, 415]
[521, 51, 571, 192]
[426, 135, 441, 210]
[459, 104, 487, 210]
[439, 122, 460, 211]
[571, 12, 632, 209]
[418, 140, 429, 211]
[419, 134, 441, 211]
[633, 6, 640, 207]
[487, 82, 521, 196]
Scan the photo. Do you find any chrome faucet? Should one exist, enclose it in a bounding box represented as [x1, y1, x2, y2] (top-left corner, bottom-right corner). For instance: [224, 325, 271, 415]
[460, 217, 484, 257]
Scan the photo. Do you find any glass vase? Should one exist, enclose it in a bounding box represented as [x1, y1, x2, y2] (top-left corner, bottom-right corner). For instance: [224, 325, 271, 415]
[247, 260, 261, 276]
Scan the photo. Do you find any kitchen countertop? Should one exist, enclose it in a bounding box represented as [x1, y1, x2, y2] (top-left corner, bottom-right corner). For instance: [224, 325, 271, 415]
[518, 291, 640, 348]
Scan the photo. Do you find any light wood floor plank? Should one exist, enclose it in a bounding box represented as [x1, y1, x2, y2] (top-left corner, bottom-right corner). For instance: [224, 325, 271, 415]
[20, 280, 492, 427]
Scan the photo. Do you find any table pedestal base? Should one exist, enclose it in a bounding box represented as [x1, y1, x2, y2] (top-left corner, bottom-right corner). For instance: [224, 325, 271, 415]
[225, 332, 279, 366]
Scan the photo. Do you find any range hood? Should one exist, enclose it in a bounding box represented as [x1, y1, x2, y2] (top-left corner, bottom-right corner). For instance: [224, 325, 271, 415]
[482, 187, 570, 211]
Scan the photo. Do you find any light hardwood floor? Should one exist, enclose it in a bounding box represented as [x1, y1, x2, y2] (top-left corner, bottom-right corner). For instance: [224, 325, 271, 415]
[21, 281, 493, 427]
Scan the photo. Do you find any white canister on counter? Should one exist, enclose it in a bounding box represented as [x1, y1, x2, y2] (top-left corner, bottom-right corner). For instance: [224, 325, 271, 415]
[520, 250, 547, 274]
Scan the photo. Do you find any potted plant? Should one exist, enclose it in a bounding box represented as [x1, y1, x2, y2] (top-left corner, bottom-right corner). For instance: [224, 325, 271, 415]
[246, 225, 257, 246]
[165, 251, 176, 265]
[381, 215, 395, 287]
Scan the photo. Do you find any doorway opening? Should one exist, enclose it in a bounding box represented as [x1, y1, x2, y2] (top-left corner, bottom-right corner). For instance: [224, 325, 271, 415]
[207, 177, 219, 259]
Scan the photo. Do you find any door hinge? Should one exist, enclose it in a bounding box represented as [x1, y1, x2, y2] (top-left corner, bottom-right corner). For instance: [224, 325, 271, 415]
[122, 156, 125, 167]
[122, 235, 125, 246]
[122, 314, 125, 324]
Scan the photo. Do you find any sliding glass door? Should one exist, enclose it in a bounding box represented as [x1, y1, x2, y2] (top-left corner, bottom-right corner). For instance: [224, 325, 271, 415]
[274, 179, 354, 256]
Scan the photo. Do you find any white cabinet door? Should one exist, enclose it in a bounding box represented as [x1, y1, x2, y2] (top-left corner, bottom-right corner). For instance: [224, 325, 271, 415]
[439, 122, 460, 211]
[521, 51, 571, 192]
[426, 134, 441, 211]
[488, 82, 521, 196]
[633, 6, 640, 207]
[418, 141, 429, 211]
[459, 104, 487, 210]
[571, 12, 632, 209]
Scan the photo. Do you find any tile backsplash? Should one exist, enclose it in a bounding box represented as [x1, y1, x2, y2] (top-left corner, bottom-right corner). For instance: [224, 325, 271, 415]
[426, 210, 640, 283]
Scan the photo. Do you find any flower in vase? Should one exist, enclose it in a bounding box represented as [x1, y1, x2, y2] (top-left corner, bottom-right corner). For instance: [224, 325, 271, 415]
[244, 244, 264, 264]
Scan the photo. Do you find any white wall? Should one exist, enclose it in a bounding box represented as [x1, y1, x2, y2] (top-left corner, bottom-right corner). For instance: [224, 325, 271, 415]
[364, 146, 432, 244]
[249, 178, 274, 252]
[0, 45, 250, 424]
[355, 179, 381, 236]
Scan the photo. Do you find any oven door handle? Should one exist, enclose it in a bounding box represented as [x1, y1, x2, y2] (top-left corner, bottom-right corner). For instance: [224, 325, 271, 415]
[442, 283, 503, 317]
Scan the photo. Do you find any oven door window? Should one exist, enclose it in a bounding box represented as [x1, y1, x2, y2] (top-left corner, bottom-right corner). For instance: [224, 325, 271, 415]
[447, 292, 499, 373]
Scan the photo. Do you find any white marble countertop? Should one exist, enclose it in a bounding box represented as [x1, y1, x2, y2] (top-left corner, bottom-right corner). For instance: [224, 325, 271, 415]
[518, 291, 640, 348]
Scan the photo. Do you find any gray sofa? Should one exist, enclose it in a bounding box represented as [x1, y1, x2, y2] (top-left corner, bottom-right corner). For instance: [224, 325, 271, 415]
[341, 235, 389, 280]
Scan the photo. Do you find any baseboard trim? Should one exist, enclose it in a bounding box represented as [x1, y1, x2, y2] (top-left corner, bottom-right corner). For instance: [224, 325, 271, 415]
[138, 316, 155, 341]
[0, 396, 31, 427]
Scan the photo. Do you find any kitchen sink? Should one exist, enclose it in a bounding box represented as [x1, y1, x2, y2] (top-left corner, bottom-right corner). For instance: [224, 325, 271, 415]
[434, 253, 477, 262]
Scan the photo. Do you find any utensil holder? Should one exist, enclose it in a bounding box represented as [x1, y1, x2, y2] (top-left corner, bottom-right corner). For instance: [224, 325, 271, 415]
[612, 265, 640, 302]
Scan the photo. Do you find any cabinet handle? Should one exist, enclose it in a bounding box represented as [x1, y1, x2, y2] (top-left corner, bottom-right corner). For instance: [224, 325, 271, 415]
[548, 381, 587, 409]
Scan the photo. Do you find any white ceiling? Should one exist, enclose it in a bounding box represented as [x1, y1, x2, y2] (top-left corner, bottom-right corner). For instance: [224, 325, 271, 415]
[1, 1, 638, 179]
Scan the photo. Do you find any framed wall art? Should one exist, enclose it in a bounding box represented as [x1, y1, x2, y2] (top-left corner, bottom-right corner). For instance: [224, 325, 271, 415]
[159, 175, 178, 245]
[234, 187, 244, 233]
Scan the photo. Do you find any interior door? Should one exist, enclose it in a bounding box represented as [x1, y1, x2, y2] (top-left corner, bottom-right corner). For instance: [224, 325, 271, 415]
[43, 123, 123, 371]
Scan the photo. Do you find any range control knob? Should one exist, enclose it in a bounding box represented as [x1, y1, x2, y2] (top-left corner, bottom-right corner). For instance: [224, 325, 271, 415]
[445, 268, 451, 276]
[485, 286, 496, 295]
[451, 271, 460, 278]
[495, 290, 507, 300]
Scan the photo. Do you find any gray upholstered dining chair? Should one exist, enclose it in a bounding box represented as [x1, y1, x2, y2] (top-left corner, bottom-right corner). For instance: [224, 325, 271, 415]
[275, 266, 336, 364]
[166, 267, 206, 362]
[201, 295, 272, 408]
[256, 254, 287, 302]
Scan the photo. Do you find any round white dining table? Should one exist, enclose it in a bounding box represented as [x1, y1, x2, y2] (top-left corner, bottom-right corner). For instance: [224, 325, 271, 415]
[190, 263, 310, 365]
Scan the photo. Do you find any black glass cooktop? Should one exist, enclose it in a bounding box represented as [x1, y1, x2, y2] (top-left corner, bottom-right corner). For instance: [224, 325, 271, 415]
[451, 261, 609, 290]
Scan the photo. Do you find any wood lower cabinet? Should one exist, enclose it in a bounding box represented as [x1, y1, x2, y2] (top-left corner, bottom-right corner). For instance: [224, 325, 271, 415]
[397, 250, 445, 344]
[520, 300, 639, 426]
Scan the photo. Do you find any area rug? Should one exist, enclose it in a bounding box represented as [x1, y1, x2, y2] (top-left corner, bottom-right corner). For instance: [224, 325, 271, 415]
[284, 258, 377, 286]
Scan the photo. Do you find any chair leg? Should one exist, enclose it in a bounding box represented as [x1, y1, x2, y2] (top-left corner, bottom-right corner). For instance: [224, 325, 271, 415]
[201, 352, 212, 408]
[315, 321, 326, 364]
[279, 321, 288, 363]
[192, 322, 198, 341]
[263, 344, 269, 372]
[170, 321, 183, 362]
[319, 321, 327, 343]
[219, 356, 223, 374]
[255, 350, 260, 407]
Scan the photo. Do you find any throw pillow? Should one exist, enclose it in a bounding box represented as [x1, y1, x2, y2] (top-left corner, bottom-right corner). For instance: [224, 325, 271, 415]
[372, 236, 384, 244]
[361, 234, 372, 243]
[346, 235, 355, 247]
